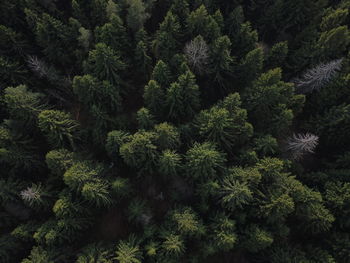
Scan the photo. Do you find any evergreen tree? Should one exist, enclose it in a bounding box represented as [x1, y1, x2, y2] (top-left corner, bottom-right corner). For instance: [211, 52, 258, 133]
[165, 70, 200, 122]
[84, 43, 126, 85]
[38, 110, 79, 148]
[185, 142, 226, 181]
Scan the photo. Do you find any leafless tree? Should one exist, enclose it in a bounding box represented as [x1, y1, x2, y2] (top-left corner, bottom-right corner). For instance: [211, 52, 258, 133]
[285, 133, 319, 160]
[27, 55, 53, 79]
[20, 185, 41, 205]
[184, 35, 209, 75]
[293, 58, 343, 93]
[27, 56, 72, 102]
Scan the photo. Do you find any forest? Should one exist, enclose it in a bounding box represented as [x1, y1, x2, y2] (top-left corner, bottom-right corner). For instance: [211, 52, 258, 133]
[0, 0, 349, 262]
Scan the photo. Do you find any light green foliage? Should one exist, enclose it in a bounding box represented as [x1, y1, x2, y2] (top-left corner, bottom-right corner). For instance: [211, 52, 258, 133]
[38, 110, 79, 148]
[242, 225, 273, 252]
[185, 142, 226, 181]
[81, 180, 112, 207]
[318, 26, 350, 57]
[45, 149, 75, 176]
[171, 207, 203, 237]
[63, 161, 103, 190]
[119, 131, 158, 171]
[220, 176, 253, 210]
[22, 247, 54, 263]
[320, 8, 348, 31]
[210, 213, 237, 251]
[3, 85, 44, 121]
[115, 237, 143, 263]
[158, 150, 181, 176]
[136, 107, 155, 130]
[154, 122, 180, 150]
[76, 242, 113, 263]
[161, 233, 185, 258]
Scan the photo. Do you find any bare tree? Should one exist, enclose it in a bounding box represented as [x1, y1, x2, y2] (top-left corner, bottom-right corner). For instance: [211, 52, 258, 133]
[293, 58, 343, 93]
[184, 35, 209, 75]
[27, 55, 54, 79]
[20, 184, 42, 205]
[27, 56, 72, 102]
[285, 133, 319, 160]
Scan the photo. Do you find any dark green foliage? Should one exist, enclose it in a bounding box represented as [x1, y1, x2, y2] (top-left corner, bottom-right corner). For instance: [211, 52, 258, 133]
[84, 43, 126, 85]
[185, 142, 226, 181]
[38, 110, 80, 148]
[196, 93, 253, 152]
[1, 0, 349, 262]
[119, 131, 159, 172]
[243, 68, 305, 136]
[165, 70, 200, 122]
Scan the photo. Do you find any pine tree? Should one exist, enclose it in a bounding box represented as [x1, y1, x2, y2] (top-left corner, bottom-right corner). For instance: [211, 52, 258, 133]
[185, 142, 226, 181]
[3, 85, 45, 122]
[73, 74, 122, 112]
[143, 80, 165, 117]
[119, 131, 159, 172]
[209, 35, 234, 87]
[126, 0, 149, 32]
[244, 68, 305, 136]
[187, 5, 220, 42]
[219, 176, 252, 210]
[196, 93, 253, 152]
[136, 107, 155, 130]
[158, 150, 181, 177]
[115, 237, 143, 263]
[38, 110, 79, 148]
[95, 14, 129, 55]
[166, 70, 200, 122]
[153, 11, 181, 62]
[84, 43, 126, 85]
[151, 60, 172, 87]
[154, 122, 180, 150]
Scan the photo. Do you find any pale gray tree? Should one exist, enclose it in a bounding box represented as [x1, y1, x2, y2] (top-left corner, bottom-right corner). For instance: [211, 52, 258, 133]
[20, 184, 42, 206]
[285, 133, 319, 160]
[184, 35, 209, 75]
[293, 58, 343, 93]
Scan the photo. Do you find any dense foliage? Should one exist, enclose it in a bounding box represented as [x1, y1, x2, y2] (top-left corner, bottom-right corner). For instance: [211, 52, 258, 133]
[0, 0, 349, 262]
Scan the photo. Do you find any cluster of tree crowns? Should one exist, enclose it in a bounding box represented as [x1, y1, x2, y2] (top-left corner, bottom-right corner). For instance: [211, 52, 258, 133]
[0, 0, 349, 262]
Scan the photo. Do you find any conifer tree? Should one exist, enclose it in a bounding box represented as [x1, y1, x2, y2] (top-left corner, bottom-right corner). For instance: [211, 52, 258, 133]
[185, 142, 226, 181]
[84, 43, 126, 85]
[166, 70, 200, 122]
[38, 110, 79, 148]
